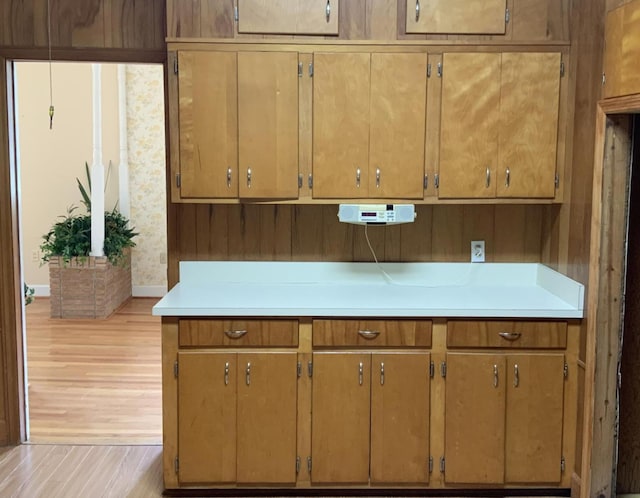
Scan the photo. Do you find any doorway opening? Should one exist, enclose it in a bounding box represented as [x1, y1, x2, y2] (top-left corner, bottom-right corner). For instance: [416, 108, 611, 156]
[14, 61, 167, 444]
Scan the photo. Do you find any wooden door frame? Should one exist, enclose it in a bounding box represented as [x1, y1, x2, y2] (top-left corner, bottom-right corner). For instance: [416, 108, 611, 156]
[583, 94, 640, 498]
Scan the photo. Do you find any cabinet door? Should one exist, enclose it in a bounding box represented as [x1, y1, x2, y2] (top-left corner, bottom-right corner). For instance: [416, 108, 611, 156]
[439, 53, 500, 198]
[177, 352, 236, 484]
[369, 53, 427, 199]
[236, 352, 298, 484]
[238, 52, 299, 199]
[178, 51, 238, 198]
[238, 0, 339, 35]
[313, 53, 370, 198]
[405, 0, 507, 34]
[311, 352, 370, 484]
[371, 353, 430, 484]
[444, 352, 505, 484]
[505, 354, 565, 483]
[496, 53, 561, 198]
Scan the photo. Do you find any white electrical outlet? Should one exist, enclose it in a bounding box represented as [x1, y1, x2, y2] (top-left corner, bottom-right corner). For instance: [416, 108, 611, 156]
[32, 250, 39, 263]
[471, 240, 485, 263]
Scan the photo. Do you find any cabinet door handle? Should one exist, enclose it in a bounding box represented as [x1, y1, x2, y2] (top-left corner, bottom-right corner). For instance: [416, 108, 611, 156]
[380, 362, 385, 385]
[225, 329, 248, 339]
[247, 167, 252, 188]
[356, 168, 361, 188]
[376, 168, 381, 188]
[486, 167, 491, 188]
[325, 0, 331, 22]
[415, 0, 420, 21]
[493, 364, 499, 388]
[505, 167, 510, 187]
[224, 361, 230, 386]
[358, 329, 380, 340]
[246, 362, 251, 386]
[359, 362, 364, 386]
[227, 167, 232, 188]
[514, 363, 519, 388]
[498, 331, 521, 341]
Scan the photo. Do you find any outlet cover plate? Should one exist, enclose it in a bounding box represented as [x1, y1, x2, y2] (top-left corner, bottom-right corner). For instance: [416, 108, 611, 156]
[471, 240, 485, 263]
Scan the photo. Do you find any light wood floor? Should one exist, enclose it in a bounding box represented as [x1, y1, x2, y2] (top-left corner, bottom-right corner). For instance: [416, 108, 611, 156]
[25, 297, 162, 444]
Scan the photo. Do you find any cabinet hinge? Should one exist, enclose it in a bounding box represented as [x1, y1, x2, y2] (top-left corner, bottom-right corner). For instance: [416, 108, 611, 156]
[296, 456, 301, 474]
[505, 7, 510, 24]
[423, 174, 428, 189]
[555, 173, 560, 189]
[307, 456, 312, 473]
[173, 360, 178, 378]
[173, 57, 178, 75]
[434, 173, 440, 189]
[437, 61, 442, 78]
[234, 5, 239, 22]
[440, 361, 446, 378]
[429, 456, 433, 473]
[427, 63, 432, 78]
[297, 361, 302, 378]
[429, 360, 435, 379]
[174, 456, 179, 473]
[309, 62, 314, 77]
[563, 362, 568, 379]
[298, 174, 303, 189]
[298, 62, 303, 78]
[560, 61, 565, 77]
[176, 173, 181, 188]
[440, 456, 445, 473]
[308, 361, 313, 377]
[561, 456, 566, 473]
[308, 174, 313, 188]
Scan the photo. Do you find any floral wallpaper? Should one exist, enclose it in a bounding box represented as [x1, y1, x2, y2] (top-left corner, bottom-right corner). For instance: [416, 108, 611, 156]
[126, 64, 167, 292]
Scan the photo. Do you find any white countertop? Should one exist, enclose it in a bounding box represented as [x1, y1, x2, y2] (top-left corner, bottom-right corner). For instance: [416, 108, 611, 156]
[152, 262, 584, 319]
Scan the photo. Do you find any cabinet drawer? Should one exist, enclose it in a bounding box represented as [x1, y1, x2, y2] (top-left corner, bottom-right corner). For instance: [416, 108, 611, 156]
[179, 319, 298, 347]
[313, 320, 432, 347]
[447, 320, 567, 349]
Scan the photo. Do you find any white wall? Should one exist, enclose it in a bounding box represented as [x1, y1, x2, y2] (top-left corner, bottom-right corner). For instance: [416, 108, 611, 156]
[17, 62, 167, 297]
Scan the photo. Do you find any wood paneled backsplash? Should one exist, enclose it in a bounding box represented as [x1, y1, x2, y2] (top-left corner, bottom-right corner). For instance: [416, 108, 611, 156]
[168, 204, 556, 285]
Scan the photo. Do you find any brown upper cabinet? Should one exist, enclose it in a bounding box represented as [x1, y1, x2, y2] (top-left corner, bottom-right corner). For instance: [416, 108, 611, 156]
[177, 51, 299, 200]
[438, 52, 561, 199]
[238, 0, 339, 35]
[603, 0, 640, 99]
[405, 0, 507, 34]
[312, 52, 428, 199]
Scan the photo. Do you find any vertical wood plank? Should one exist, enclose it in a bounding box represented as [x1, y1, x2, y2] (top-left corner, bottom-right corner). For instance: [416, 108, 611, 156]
[259, 206, 292, 261]
[292, 205, 324, 260]
[176, 204, 198, 261]
[167, 0, 201, 38]
[512, 0, 571, 41]
[384, 225, 403, 262]
[400, 205, 432, 261]
[365, 0, 397, 39]
[322, 205, 354, 261]
[494, 205, 525, 262]
[353, 225, 385, 262]
[161, 319, 179, 489]
[432, 205, 464, 261]
[200, 0, 235, 38]
[339, 0, 366, 39]
[425, 53, 442, 199]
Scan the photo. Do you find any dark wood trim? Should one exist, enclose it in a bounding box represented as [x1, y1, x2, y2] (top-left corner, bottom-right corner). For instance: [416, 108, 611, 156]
[0, 47, 166, 63]
[599, 94, 640, 114]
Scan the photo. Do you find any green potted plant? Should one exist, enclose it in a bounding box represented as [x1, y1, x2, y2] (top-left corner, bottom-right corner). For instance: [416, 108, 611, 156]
[41, 163, 138, 318]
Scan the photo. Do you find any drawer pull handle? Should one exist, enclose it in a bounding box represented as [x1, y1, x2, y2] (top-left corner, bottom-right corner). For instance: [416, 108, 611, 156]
[224, 362, 230, 386]
[325, 0, 331, 22]
[246, 362, 251, 386]
[415, 0, 420, 21]
[359, 362, 364, 386]
[498, 332, 521, 341]
[514, 363, 519, 388]
[380, 362, 385, 385]
[493, 364, 499, 388]
[358, 330, 380, 339]
[225, 329, 248, 339]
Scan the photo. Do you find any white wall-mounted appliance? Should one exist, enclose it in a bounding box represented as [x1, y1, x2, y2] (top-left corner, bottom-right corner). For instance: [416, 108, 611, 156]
[338, 204, 416, 225]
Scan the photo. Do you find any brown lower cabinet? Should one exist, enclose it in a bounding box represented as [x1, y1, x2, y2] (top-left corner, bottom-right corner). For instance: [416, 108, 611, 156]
[444, 352, 565, 484]
[311, 352, 431, 485]
[177, 351, 298, 485]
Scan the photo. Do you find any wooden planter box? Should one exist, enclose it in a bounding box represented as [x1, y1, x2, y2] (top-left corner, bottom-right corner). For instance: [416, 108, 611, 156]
[48, 251, 132, 319]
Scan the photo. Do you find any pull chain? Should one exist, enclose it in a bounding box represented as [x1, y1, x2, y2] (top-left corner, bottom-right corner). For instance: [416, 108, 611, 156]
[47, 0, 54, 129]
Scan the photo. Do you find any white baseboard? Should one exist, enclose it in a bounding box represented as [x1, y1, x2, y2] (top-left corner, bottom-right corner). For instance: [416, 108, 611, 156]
[132, 285, 167, 297]
[31, 285, 50, 297]
[28, 284, 167, 298]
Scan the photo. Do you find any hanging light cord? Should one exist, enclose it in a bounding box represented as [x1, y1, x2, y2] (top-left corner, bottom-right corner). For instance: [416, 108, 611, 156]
[47, 0, 54, 129]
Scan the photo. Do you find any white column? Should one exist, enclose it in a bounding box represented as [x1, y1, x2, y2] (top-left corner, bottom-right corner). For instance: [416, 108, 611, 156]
[117, 64, 130, 219]
[90, 63, 105, 257]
